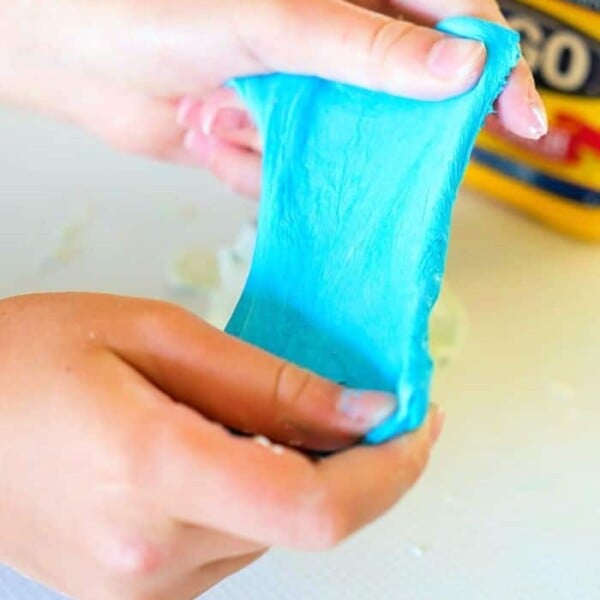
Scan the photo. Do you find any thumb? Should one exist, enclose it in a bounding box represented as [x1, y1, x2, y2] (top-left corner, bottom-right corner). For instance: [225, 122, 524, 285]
[108, 301, 398, 451]
[239, 0, 487, 99]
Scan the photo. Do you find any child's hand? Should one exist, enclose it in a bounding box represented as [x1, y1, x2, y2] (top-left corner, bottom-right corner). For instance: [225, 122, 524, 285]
[178, 0, 548, 198]
[0, 293, 443, 600]
[0, 0, 544, 198]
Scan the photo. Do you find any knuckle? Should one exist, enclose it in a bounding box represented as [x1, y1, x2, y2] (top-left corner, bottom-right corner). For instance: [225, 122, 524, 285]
[130, 299, 191, 339]
[100, 535, 165, 579]
[368, 20, 416, 85]
[292, 482, 351, 550]
[274, 362, 341, 427]
[310, 496, 351, 549]
[234, 0, 307, 69]
[91, 520, 171, 588]
[274, 362, 312, 410]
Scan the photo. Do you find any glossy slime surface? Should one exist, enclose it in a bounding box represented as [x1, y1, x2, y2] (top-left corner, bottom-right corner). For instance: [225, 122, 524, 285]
[226, 18, 520, 443]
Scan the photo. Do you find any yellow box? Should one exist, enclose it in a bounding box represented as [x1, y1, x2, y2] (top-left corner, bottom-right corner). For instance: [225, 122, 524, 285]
[465, 0, 600, 241]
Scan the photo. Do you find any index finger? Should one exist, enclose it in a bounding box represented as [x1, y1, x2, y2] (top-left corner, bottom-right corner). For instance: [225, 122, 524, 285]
[138, 402, 444, 550]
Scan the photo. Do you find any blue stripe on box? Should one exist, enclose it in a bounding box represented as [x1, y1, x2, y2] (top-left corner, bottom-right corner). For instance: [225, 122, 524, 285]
[471, 147, 600, 206]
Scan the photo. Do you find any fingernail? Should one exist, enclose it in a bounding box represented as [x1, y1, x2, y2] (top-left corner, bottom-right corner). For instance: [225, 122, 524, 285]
[337, 389, 397, 428]
[177, 97, 202, 129]
[525, 81, 548, 140]
[427, 38, 486, 82]
[183, 130, 215, 162]
[429, 404, 445, 445]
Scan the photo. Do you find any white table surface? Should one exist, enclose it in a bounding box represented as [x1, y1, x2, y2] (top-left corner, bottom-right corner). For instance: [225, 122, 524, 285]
[1, 106, 599, 600]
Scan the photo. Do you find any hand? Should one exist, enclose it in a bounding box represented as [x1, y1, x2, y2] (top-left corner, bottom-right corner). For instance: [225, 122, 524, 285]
[0, 293, 443, 600]
[179, 0, 548, 197]
[0, 0, 544, 198]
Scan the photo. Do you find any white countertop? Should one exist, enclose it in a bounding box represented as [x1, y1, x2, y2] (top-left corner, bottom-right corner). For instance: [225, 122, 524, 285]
[1, 106, 599, 600]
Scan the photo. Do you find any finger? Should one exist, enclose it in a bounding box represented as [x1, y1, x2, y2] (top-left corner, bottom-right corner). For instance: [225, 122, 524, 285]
[238, 0, 487, 100]
[178, 92, 262, 155]
[179, 90, 261, 148]
[108, 303, 397, 451]
[496, 59, 547, 140]
[218, 126, 262, 154]
[183, 130, 262, 199]
[141, 402, 443, 549]
[178, 91, 249, 135]
[390, 0, 547, 139]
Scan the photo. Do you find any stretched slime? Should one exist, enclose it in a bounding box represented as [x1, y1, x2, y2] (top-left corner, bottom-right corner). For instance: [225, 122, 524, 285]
[226, 18, 520, 443]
